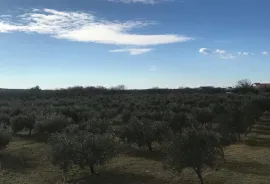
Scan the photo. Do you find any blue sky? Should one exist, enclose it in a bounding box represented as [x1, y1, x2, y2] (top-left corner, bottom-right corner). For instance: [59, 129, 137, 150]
[0, 0, 269, 89]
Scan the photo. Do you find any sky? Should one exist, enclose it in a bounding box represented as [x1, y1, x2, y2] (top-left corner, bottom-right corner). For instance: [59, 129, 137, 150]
[0, 0, 270, 89]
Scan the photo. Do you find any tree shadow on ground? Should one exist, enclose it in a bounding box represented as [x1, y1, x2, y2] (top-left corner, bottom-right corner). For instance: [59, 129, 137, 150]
[222, 160, 270, 176]
[14, 133, 48, 143]
[256, 123, 270, 128]
[120, 146, 165, 162]
[255, 126, 270, 131]
[258, 118, 270, 123]
[69, 170, 167, 184]
[252, 130, 270, 135]
[0, 152, 39, 172]
[246, 137, 270, 147]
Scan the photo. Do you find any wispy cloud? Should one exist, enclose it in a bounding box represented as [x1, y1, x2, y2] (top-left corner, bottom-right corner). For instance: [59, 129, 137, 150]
[215, 49, 226, 54]
[199, 48, 235, 59]
[108, 0, 173, 4]
[219, 54, 235, 60]
[0, 9, 192, 47]
[109, 48, 153, 55]
[262, 51, 268, 55]
[237, 52, 252, 56]
[148, 65, 157, 71]
[0, 15, 12, 18]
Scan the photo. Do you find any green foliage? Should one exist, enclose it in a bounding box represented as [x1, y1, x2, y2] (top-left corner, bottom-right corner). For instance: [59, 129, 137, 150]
[122, 117, 167, 151]
[0, 124, 12, 151]
[0, 84, 269, 183]
[166, 126, 222, 184]
[49, 131, 119, 175]
[0, 113, 11, 125]
[193, 107, 215, 125]
[168, 112, 188, 134]
[10, 108, 23, 117]
[35, 113, 73, 134]
[65, 118, 112, 135]
[10, 114, 36, 135]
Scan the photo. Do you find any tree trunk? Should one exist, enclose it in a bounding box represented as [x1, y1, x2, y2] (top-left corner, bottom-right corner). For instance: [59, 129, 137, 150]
[147, 142, 153, 152]
[193, 167, 204, 184]
[90, 165, 95, 174]
[238, 133, 241, 141]
[29, 128, 32, 136]
[62, 169, 66, 183]
[221, 147, 226, 163]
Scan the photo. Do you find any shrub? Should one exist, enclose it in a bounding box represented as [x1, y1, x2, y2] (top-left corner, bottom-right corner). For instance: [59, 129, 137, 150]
[193, 107, 215, 125]
[166, 126, 222, 184]
[122, 117, 167, 151]
[49, 131, 119, 180]
[65, 118, 113, 135]
[168, 112, 188, 134]
[35, 113, 73, 134]
[0, 113, 11, 125]
[10, 114, 36, 135]
[10, 108, 23, 117]
[0, 124, 12, 151]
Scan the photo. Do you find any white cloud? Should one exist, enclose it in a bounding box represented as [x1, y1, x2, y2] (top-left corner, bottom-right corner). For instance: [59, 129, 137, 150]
[215, 49, 226, 54]
[262, 51, 268, 55]
[148, 65, 157, 71]
[237, 52, 252, 56]
[108, 0, 173, 4]
[109, 48, 153, 55]
[199, 48, 212, 55]
[0, 9, 192, 46]
[199, 48, 235, 60]
[219, 54, 235, 60]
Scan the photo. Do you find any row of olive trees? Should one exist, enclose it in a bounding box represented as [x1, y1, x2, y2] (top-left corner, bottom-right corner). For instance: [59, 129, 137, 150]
[10, 113, 73, 136]
[118, 97, 268, 184]
[48, 118, 119, 181]
[165, 98, 266, 184]
[1, 95, 268, 184]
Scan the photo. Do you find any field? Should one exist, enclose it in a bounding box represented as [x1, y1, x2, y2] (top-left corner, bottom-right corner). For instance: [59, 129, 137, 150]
[0, 88, 270, 184]
[1, 114, 270, 184]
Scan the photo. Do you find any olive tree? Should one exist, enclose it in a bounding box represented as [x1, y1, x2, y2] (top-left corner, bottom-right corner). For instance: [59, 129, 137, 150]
[243, 101, 263, 132]
[0, 124, 12, 169]
[166, 126, 222, 184]
[64, 118, 113, 135]
[35, 113, 73, 134]
[193, 107, 215, 125]
[214, 113, 237, 162]
[0, 124, 12, 151]
[168, 112, 188, 134]
[122, 117, 167, 151]
[10, 114, 36, 135]
[49, 131, 119, 181]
